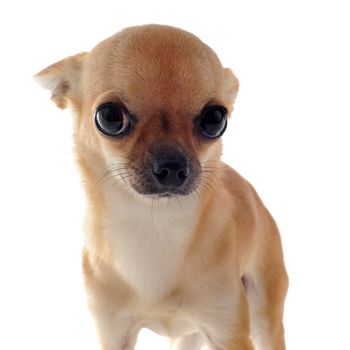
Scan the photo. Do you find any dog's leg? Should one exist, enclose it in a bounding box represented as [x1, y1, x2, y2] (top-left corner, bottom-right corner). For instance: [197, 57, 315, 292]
[189, 278, 255, 350]
[83, 252, 140, 350]
[245, 226, 288, 350]
[93, 312, 140, 350]
[170, 332, 206, 350]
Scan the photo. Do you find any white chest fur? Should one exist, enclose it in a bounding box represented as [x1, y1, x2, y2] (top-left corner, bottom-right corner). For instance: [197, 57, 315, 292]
[103, 185, 200, 303]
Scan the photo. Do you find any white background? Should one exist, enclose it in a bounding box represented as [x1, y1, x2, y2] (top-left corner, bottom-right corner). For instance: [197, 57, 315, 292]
[0, 0, 349, 349]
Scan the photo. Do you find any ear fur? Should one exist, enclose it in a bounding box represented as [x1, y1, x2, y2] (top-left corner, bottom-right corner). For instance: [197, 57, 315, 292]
[34, 52, 87, 109]
[223, 68, 239, 105]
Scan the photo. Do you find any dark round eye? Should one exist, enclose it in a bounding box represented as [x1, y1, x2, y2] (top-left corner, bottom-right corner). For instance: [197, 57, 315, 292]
[95, 103, 130, 136]
[199, 105, 227, 138]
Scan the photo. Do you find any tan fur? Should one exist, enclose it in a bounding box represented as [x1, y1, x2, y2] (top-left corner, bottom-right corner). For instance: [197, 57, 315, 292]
[35, 24, 288, 350]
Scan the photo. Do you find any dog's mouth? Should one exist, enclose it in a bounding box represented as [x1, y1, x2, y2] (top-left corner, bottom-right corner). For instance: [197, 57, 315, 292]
[101, 157, 205, 199]
[103, 145, 202, 198]
[127, 162, 200, 198]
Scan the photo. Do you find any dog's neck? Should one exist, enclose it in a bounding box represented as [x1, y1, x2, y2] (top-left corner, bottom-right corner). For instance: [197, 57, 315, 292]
[105, 180, 202, 302]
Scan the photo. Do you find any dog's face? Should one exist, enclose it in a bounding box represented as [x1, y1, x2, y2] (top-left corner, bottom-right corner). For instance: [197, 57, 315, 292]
[36, 25, 239, 198]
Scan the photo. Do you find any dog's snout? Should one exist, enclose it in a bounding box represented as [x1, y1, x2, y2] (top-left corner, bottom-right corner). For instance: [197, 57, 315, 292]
[152, 158, 189, 187]
[135, 144, 198, 196]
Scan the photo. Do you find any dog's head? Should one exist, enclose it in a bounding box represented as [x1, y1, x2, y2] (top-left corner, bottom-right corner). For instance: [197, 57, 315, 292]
[35, 25, 239, 198]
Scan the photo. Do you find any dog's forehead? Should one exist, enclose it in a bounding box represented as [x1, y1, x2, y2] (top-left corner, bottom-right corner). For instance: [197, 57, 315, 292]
[83, 25, 225, 115]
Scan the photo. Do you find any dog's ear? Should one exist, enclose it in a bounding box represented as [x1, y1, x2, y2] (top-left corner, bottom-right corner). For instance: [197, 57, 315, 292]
[223, 68, 239, 105]
[34, 52, 87, 109]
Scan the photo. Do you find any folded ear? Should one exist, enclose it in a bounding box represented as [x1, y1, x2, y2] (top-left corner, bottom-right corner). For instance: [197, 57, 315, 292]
[34, 52, 87, 109]
[223, 68, 239, 105]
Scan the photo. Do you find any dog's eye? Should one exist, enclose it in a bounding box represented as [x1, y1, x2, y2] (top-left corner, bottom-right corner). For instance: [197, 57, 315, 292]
[198, 105, 227, 138]
[95, 103, 130, 136]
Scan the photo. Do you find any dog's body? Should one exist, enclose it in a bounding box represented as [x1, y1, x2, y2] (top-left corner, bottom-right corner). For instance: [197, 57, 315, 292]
[36, 25, 288, 350]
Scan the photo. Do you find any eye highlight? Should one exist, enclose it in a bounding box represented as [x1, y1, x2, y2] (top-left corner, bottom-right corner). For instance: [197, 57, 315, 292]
[197, 105, 228, 139]
[95, 103, 131, 136]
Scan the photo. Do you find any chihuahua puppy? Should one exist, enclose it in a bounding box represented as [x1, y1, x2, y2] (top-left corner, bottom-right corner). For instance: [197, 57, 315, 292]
[35, 25, 288, 350]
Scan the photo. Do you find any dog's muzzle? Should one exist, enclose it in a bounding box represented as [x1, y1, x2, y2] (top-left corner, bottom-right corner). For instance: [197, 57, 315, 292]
[131, 144, 199, 197]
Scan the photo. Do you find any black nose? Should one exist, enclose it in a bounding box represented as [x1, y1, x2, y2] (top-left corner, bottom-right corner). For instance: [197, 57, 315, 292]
[152, 158, 189, 187]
